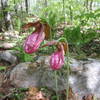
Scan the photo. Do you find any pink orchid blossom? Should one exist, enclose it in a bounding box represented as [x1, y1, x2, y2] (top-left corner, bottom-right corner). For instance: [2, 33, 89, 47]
[50, 44, 65, 70]
[24, 26, 45, 54]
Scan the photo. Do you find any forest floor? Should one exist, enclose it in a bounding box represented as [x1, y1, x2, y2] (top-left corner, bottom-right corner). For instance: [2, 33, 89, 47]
[0, 28, 100, 100]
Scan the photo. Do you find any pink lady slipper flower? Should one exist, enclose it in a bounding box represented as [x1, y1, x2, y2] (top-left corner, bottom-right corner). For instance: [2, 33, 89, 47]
[24, 30, 45, 54]
[42, 41, 68, 70]
[23, 21, 51, 54]
[24, 24, 45, 54]
[50, 43, 65, 70]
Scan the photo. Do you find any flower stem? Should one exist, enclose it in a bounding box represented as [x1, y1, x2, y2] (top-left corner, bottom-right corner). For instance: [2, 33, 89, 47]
[55, 71, 59, 100]
[65, 51, 70, 100]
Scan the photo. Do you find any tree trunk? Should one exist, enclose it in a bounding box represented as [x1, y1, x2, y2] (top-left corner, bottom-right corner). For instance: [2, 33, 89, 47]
[1, 0, 13, 31]
[44, 0, 47, 7]
[44, 0, 47, 17]
[85, 0, 89, 11]
[25, 0, 28, 13]
[14, 0, 18, 14]
[90, 0, 93, 11]
[69, 6, 73, 24]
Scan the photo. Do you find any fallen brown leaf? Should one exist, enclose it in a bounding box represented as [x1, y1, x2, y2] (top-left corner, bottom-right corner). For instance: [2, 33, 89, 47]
[82, 94, 94, 100]
[25, 87, 49, 100]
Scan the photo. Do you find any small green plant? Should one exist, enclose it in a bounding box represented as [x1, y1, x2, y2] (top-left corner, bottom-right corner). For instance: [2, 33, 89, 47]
[64, 26, 98, 48]
[0, 66, 6, 71]
[11, 88, 27, 100]
[14, 46, 33, 62]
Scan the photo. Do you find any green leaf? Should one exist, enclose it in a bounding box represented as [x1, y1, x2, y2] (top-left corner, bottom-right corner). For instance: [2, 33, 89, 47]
[0, 66, 6, 71]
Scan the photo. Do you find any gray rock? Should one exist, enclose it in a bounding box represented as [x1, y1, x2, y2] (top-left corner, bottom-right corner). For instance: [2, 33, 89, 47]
[69, 58, 100, 98]
[10, 56, 100, 98]
[10, 61, 68, 91]
[0, 50, 18, 64]
[10, 62, 41, 88]
[0, 42, 16, 49]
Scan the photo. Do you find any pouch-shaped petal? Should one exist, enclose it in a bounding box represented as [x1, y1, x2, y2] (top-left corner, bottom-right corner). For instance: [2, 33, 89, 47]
[50, 50, 64, 70]
[24, 32, 45, 54]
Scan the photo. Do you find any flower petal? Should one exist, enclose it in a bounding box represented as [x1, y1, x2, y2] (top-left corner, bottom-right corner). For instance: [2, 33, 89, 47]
[24, 31, 45, 54]
[50, 50, 64, 70]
